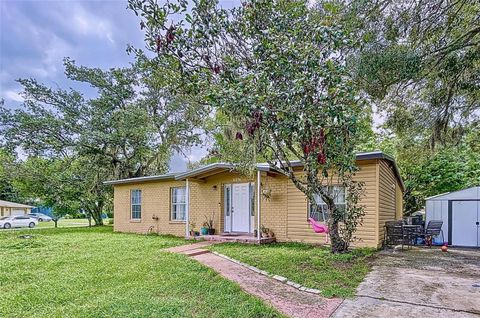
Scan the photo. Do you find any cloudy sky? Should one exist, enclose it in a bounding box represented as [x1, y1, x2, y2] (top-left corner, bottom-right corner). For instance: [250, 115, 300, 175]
[0, 0, 240, 172]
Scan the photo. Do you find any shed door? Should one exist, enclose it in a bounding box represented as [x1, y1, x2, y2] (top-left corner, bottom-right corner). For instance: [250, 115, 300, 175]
[11, 208, 25, 216]
[452, 201, 479, 247]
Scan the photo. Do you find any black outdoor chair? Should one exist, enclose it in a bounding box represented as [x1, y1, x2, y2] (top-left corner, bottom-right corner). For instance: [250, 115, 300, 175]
[384, 220, 414, 249]
[417, 220, 444, 247]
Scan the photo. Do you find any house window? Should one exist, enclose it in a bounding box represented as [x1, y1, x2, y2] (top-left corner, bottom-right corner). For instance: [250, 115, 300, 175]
[308, 186, 346, 222]
[249, 183, 255, 216]
[131, 189, 142, 219]
[224, 185, 231, 217]
[171, 187, 186, 221]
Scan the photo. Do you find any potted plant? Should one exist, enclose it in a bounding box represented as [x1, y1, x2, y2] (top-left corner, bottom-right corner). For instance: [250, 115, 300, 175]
[260, 225, 270, 238]
[189, 222, 196, 237]
[200, 223, 209, 235]
[204, 212, 216, 235]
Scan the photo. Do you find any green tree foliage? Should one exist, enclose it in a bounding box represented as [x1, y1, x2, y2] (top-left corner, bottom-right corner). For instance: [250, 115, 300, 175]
[327, 0, 480, 213]
[342, 0, 480, 149]
[398, 125, 480, 214]
[1, 59, 204, 225]
[129, 0, 368, 252]
[0, 146, 22, 202]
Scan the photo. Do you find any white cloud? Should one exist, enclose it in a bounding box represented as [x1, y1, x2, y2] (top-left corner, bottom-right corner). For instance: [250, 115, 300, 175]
[71, 4, 116, 45]
[4, 90, 24, 102]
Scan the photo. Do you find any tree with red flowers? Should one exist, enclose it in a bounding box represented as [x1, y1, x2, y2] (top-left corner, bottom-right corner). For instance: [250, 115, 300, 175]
[129, 0, 366, 253]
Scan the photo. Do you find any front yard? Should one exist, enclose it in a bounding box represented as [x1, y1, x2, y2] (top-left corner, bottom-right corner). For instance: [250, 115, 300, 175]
[0, 227, 282, 318]
[209, 242, 376, 298]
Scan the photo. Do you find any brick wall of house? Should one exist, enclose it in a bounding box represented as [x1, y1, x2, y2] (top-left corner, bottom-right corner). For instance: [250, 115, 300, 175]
[113, 180, 187, 236]
[259, 173, 288, 240]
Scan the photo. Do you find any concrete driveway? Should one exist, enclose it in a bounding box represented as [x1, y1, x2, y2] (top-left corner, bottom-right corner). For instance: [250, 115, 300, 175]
[332, 247, 480, 318]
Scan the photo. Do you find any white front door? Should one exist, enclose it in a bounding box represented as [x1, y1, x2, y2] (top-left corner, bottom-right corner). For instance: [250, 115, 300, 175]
[231, 183, 250, 233]
[452, 201, 479, 247]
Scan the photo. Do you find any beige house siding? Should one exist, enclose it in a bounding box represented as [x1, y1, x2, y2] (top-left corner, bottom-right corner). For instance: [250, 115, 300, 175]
[377, 159, 399, 244]
[113, 180, 187, 236]
[260, 173, 288, 241]
[111, 158, 403, 248]
[0, 206, 31, 216]
[285, 160, 379, 247]
[188, 172, 253, 235]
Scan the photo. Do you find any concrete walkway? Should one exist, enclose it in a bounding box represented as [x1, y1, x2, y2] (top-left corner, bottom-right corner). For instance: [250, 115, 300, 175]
[164, 242, 342, 318]
[332, 248, 480, 318]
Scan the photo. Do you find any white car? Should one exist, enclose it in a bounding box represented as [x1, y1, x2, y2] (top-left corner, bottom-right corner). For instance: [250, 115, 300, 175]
[27, 213, 53, 222]
[0, 216, 38, 229]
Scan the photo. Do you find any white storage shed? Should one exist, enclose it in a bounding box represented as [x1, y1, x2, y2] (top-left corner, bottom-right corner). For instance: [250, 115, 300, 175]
[425, 186, 480, 247]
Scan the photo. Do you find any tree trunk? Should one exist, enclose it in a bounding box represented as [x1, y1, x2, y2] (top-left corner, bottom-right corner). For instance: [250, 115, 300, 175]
[327, 202, 348, 253]
[91, 206, 104, 226]
[85, 204, 104, 226]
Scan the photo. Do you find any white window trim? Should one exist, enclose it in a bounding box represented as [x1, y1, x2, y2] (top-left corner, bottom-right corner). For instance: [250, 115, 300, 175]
[130, 189, 142, 220]
[308, 185, 346, 223]
[171, 187, 187, 222]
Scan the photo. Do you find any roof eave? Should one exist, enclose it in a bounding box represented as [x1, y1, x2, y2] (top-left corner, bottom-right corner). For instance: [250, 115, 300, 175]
[174, 163, 235, 180]
[103, 174, 177, 185]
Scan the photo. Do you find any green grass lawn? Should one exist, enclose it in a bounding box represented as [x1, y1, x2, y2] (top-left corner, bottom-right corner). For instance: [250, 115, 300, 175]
[0, 227, 282, 318]
[209, 242, 376, 298]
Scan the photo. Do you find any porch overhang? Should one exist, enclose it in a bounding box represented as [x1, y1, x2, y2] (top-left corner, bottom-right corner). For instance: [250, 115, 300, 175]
[174, 163, 236, 182]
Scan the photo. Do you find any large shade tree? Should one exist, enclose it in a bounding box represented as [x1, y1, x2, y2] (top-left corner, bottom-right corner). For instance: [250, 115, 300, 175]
[0, 59, 205, 225]
[333, 0, 480, 213]
[129, 0, 367, 252]
[340, 0, 480, 149]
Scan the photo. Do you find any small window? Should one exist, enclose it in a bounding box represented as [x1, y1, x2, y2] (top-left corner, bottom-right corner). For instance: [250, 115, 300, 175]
[171, 187, 186, 221]
[308, 186, 346, 222]
[249, 183, 255, 216]
[131, 189, 142, 219]
[224, 185, 231, 217]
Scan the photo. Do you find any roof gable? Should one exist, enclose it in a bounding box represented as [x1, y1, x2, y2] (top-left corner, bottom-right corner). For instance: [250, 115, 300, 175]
[426, 186, 480, 201]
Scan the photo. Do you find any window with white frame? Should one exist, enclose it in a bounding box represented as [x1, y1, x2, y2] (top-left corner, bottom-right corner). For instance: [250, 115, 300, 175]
[171, 187, 186, 221]
[131, 189, 142, 219]
[308, 186, 346, 222]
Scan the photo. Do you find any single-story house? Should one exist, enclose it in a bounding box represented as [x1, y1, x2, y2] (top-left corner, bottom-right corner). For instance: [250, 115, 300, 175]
[0, 200, 35, 217]
[426, 186, 480, 247]
[105, 151, 404, 248]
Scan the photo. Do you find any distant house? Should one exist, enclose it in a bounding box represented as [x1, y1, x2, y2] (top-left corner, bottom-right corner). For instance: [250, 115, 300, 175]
[0, 200, 35, 217]
[105, 151, 404, 248]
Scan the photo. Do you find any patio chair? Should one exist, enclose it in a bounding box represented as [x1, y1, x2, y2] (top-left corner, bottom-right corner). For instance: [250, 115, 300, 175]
[384, 220, 412, 249]
[417, 220, 444, 247]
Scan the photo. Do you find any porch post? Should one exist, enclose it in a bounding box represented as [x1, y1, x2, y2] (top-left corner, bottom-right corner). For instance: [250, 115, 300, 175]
[257, 170, 261, 240]
[186, 178, 190, 238]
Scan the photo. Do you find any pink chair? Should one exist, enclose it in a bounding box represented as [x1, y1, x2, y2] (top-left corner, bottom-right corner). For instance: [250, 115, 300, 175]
[308, 218, 329, 243]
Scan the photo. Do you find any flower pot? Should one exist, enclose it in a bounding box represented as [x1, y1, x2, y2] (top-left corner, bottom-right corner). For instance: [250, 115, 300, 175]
[201, 227, 208, 235]
[207, 228, 216, 235]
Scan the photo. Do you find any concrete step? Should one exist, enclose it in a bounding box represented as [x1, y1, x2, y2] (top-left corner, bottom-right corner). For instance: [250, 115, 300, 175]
[181, 248, 210, 257]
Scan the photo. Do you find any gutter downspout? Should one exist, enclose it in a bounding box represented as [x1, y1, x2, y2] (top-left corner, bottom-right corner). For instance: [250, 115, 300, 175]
[257, 170, 261, 240]
[186, 178, 190, 238]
